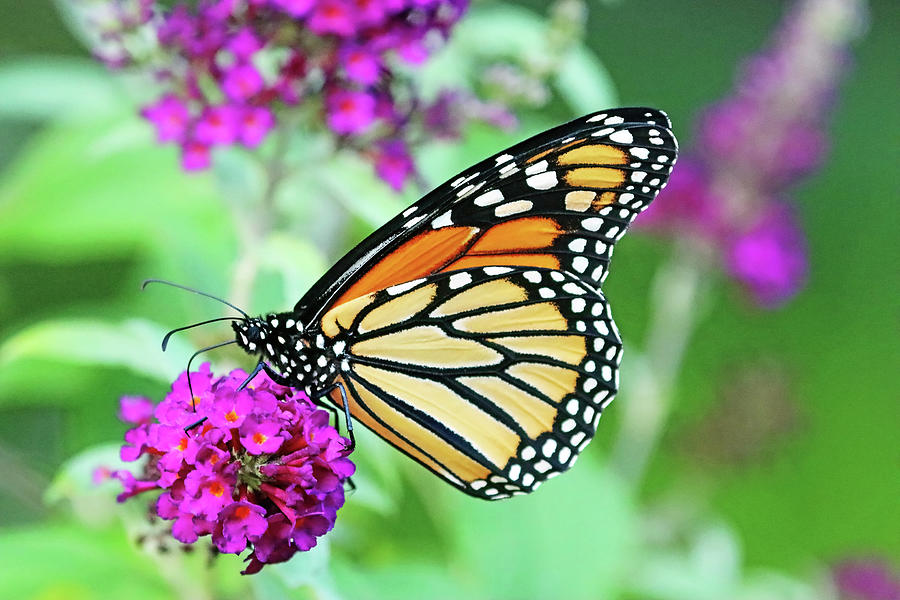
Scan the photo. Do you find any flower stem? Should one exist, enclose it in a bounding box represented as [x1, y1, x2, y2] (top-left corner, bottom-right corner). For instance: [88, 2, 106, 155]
[610, 239, 713, 487]
[227, 127, 291, 313]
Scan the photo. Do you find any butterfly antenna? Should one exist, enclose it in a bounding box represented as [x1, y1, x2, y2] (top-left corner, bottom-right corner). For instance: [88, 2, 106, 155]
[161, 316, 243, 351]
[142, 279, 250, 319]
[185, 340, 237, 410]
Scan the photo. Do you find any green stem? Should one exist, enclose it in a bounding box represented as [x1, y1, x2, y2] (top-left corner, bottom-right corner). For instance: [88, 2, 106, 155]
[611, 239, 713, 487]
[228, 128, 291, 313]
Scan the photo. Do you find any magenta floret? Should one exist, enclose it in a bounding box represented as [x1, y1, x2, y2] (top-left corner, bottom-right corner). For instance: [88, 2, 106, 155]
[113, 363, 354, 573]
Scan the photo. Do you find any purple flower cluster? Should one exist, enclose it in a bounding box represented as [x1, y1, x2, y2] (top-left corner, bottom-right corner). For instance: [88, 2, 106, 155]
[95, 0, 468, 188]
[112, 363, 354, 574]
[833, 558, 900, 600]
[638, 0, 864, 307]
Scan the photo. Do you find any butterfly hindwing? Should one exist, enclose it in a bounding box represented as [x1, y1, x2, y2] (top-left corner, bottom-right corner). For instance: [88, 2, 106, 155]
[317, 265, 622, 500]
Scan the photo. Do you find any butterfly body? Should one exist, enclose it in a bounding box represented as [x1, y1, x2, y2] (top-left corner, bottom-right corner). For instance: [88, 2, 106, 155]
[232, 108, 678, 499]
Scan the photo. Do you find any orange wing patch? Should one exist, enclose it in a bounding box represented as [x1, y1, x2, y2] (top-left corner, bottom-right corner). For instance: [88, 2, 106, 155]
[563, 167, 626, 189]
[525, 138, 584, 164]
[333, 225, 479, 306]
[467, 217, 562, 254]
[557, 143, 628, 166]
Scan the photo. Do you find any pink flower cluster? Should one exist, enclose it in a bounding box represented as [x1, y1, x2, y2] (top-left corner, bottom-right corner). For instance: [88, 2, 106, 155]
[97, 0, 468, 189]
[113, 363, 354, 574]
[638, 0, 863, 308]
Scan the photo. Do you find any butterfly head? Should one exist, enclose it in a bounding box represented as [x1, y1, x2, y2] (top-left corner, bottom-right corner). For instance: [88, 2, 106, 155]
[232, 313, 309, 384]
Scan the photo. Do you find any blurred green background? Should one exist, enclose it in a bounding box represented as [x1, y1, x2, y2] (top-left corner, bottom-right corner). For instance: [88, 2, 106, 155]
[0, 1, 896, 599]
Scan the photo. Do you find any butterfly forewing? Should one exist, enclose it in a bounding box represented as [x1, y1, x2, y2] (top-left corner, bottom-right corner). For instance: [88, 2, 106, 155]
[296, 108, 677, 320]
[317, 265, 621, 499]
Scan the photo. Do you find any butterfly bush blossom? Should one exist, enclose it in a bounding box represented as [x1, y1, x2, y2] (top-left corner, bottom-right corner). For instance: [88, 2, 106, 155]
[112, 363, 354, 574]
[638, 0, 865, 307]
[832, 558, 900, 600]
[79, 0, 470, 189]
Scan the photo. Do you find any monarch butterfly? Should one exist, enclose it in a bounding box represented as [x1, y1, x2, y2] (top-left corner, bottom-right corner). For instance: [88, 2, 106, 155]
[159, 108, 677, 500]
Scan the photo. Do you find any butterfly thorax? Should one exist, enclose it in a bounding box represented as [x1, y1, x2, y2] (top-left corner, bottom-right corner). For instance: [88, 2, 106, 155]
[232, 312, 339, 395]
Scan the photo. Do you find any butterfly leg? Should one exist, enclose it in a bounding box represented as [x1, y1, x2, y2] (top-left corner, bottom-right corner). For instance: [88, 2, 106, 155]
[237, 361, 294, 389]
[311, 383, 356, 494]
[313, 382, 355, 453]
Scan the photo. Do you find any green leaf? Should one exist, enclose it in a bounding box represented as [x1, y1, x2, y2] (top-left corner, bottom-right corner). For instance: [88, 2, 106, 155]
[0, 522, 172, 600]
[419, 3, 617, 110]
[331, 559, 471, 600]
[259, 233, 328, 307]
[44, 443, 134, 526]
[314, 152, 409, 229]
[555, 46, 618, 115]
[0, 57, 122, 122]
[0, 114, 231, 266]
[445, 460, 636, 599]
[251, 539, 343, 600]
[0, 318, 195, 383]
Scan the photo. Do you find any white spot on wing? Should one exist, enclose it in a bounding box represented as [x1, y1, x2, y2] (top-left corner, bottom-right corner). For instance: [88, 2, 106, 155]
[609, 129, 633, 144]
[404, 215, 425, 228]
[563, 282, 586, 295]
[525, 160, 548, 175]
[431, 210, 453, 229]
[387, 278, 426, 295]
[448, 272, 472, 289]
[572, 256, 589, 272]
[568, 238, 586, 252]
[582, 217, 602, 231]
[526, 171, 558, 190]
[495, 200, 533, 217]
[473, 189, 504, 206]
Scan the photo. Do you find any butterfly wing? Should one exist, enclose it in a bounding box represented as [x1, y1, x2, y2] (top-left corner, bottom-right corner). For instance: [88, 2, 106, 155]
[295, 107, 678, 321]
[317, 265, 620, 499]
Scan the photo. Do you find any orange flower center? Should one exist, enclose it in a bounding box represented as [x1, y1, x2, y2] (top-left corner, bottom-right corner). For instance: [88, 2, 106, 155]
[252, 432, 268, 445]
[208, 481, 225, 497]
[234, 505, 251, 520]
[225, 409, 239, 423]
[177, 437, 188, 452]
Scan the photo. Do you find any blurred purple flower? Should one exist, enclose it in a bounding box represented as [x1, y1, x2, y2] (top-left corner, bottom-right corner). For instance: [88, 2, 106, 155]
[638, 0, 865, 309]
[86, 0, 477, 190]
[180, 141, 212, 171]
[112, 364, 354, 574]
[237, 106, 276, 148]
[194, 105, 239, 145]
[118, 395, 155, 424]
[221, 63, 266, 102]
[374, 139, 415, 191]
[326, 89, 377, 134]
[638, 158, 724, 240]
[726, 202, 808, 307]
[141, 95, 191, 143]
[833, 559, 900, 600]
